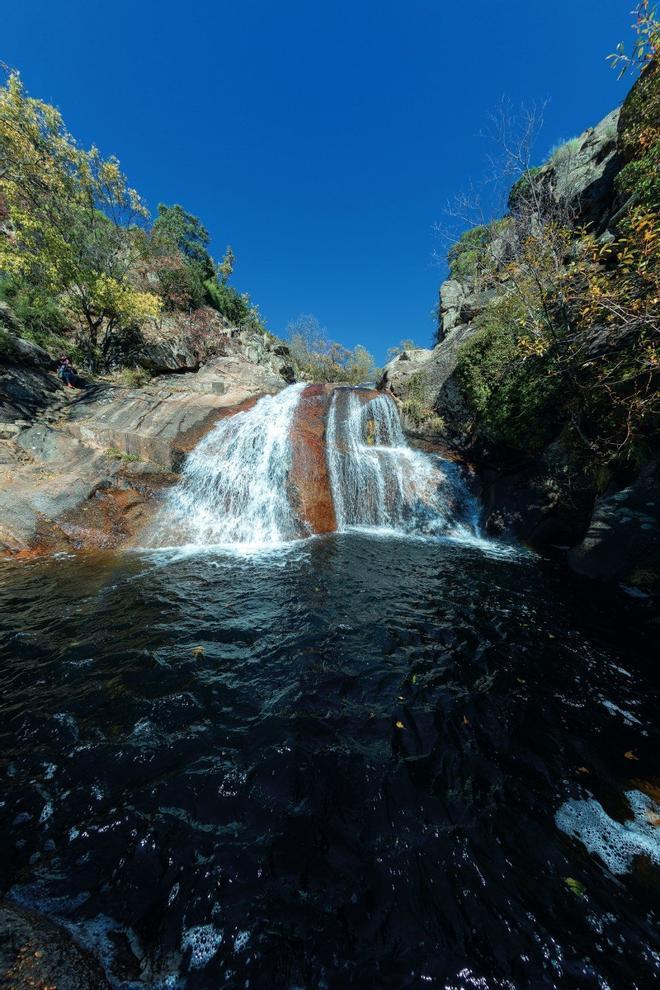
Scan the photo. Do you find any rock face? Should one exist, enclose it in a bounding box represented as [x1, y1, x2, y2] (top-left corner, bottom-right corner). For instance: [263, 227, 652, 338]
[378, 330, 475, 445]
[289, 384, 338, 535]
[0, 325, 293, 554]
[568, 460, 660, 589]
[287, 384, 382, 536]
[130, 307, 295, 379]
[387, 91, 659, 591]
[0, 901, 110, 990]
[542, 107, 622, 229]
[0, 331, 62, 426]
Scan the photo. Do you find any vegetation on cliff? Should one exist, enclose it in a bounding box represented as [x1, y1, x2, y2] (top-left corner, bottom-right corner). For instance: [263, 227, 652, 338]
[443, 23, 659, 480]
[0, 69, 265, 371]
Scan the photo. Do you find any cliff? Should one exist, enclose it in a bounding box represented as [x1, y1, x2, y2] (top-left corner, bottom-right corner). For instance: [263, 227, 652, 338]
[381, 60, 659, 593]
[0, 317, 294, 555]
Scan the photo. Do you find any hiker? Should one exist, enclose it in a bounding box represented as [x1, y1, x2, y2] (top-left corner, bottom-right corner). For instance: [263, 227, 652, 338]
[56, 356, 82, 389]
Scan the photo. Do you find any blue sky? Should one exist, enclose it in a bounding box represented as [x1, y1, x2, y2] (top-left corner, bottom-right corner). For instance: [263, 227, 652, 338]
[4, 1, 633, 363]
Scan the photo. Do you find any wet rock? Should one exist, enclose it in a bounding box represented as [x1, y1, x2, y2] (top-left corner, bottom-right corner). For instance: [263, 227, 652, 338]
[568, 460, 660, 591]
[289, 384, 338, 534]
[478, 441, 596, 548]
[379, 327, 476, 447]
[0, 901, 110, 989]
[0, 356, 287, 553]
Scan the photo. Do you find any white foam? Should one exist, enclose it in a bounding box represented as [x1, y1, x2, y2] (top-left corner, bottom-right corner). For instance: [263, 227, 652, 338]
[556, 789, 660, 875]
[181, 924, 223, 969]
[233, 929, 250, 953]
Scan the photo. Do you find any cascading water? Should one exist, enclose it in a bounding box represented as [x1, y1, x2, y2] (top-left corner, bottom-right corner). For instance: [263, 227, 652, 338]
[150, 382, 479, 549]
[326, 388, 478, 537]
[153, 383, 306, 547]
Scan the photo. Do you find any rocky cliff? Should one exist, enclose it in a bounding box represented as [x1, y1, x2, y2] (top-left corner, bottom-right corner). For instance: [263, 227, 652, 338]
[0, 316, 294, 555]
[380, 63, 659, 593]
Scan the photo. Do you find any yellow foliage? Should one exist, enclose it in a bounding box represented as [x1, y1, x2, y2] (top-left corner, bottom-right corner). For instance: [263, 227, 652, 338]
[0, 69, 154, 360]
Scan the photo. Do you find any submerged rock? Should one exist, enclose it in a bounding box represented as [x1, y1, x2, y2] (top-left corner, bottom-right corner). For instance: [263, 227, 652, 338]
[0, 901, 110, 989]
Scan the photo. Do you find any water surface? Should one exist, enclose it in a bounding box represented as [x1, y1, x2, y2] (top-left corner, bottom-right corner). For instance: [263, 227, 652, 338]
[0, 535, 658, 989]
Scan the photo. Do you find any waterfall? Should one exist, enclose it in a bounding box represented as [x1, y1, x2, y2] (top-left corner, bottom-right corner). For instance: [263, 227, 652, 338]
[326, 388, 476, 536]
[154, 383, 306, 547]
[148, 383, 479, 550]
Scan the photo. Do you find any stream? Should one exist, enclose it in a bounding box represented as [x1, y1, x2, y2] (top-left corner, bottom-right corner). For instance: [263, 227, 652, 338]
[0, 386, 658, 989]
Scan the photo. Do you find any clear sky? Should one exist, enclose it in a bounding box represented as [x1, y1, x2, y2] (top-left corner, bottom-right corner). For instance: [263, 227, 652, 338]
[4, 1, 633, 363]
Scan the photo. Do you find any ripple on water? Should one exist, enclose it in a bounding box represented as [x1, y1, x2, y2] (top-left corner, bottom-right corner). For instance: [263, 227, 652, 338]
[0, 533, 658, 989]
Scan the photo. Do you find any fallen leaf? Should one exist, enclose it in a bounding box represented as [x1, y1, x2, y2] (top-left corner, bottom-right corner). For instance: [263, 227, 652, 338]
[577, 766, 590, 774]
[395, 720, 405, 730]
[462, 715, 470, 726]
[191, 646, 205, 657]
[564, 876, 586, 897]
[624, 750, 640, 761]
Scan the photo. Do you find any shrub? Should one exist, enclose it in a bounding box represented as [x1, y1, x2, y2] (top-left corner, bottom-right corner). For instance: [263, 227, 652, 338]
[548, 136, 581, 164]
[615, 137, 660, 206]
[455, 296, 563, 452]
[399, 371, 445, 432]
[120, 367, 152, 388]
[204, 280, 265, 332]
[105, 447, 141, 462]
[447, 218, 510, 282]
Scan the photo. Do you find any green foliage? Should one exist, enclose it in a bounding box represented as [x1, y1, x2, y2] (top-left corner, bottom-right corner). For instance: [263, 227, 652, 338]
[0, 278, 86, 363]
[155, 259, 208, 311]
[616, 139, 660, 206]
[152, 204, 214, 277]
[204, 280, 265, 332]
[455, 297, 563, 452]
[0, 327, 12, 358]
[447, 218, 510, 282]
[0, 73, 268, 370]
[0, 71, 161, 368]
[607, 0, 659, 78]
[399, 371, 445, 432]
[618, 55, 659, 157]
[286, 313, 376, 384]
[120, 367, 152, 388]
[448, 225, 490, 282]
[105, 446, 141, 462]
[218, 245, 235, 284]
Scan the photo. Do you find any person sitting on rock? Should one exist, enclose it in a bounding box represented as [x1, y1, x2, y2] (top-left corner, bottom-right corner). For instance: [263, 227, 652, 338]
[56, 356, 82, 389]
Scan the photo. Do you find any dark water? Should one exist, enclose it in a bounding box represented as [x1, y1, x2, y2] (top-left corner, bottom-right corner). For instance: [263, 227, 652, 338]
[0, 535, 659, 989]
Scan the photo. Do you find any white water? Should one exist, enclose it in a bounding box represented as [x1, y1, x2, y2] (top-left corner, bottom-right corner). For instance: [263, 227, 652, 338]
[153, 383, 306, 548]
[151, 383, 481, 549]
[326, 388, 478, 537]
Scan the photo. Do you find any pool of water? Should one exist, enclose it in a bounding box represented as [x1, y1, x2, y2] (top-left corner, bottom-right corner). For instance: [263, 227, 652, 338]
[0, 534, 658, 989]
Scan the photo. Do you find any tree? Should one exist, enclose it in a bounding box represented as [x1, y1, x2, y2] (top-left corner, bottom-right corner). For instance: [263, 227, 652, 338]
[152, 203, 214, 276]
[218, 245, 235, 284]
[286, 313, 376, 384]
[0, 70, 161, 367]
[345, 344, 376, 384]
[608, 1, 660, 77]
